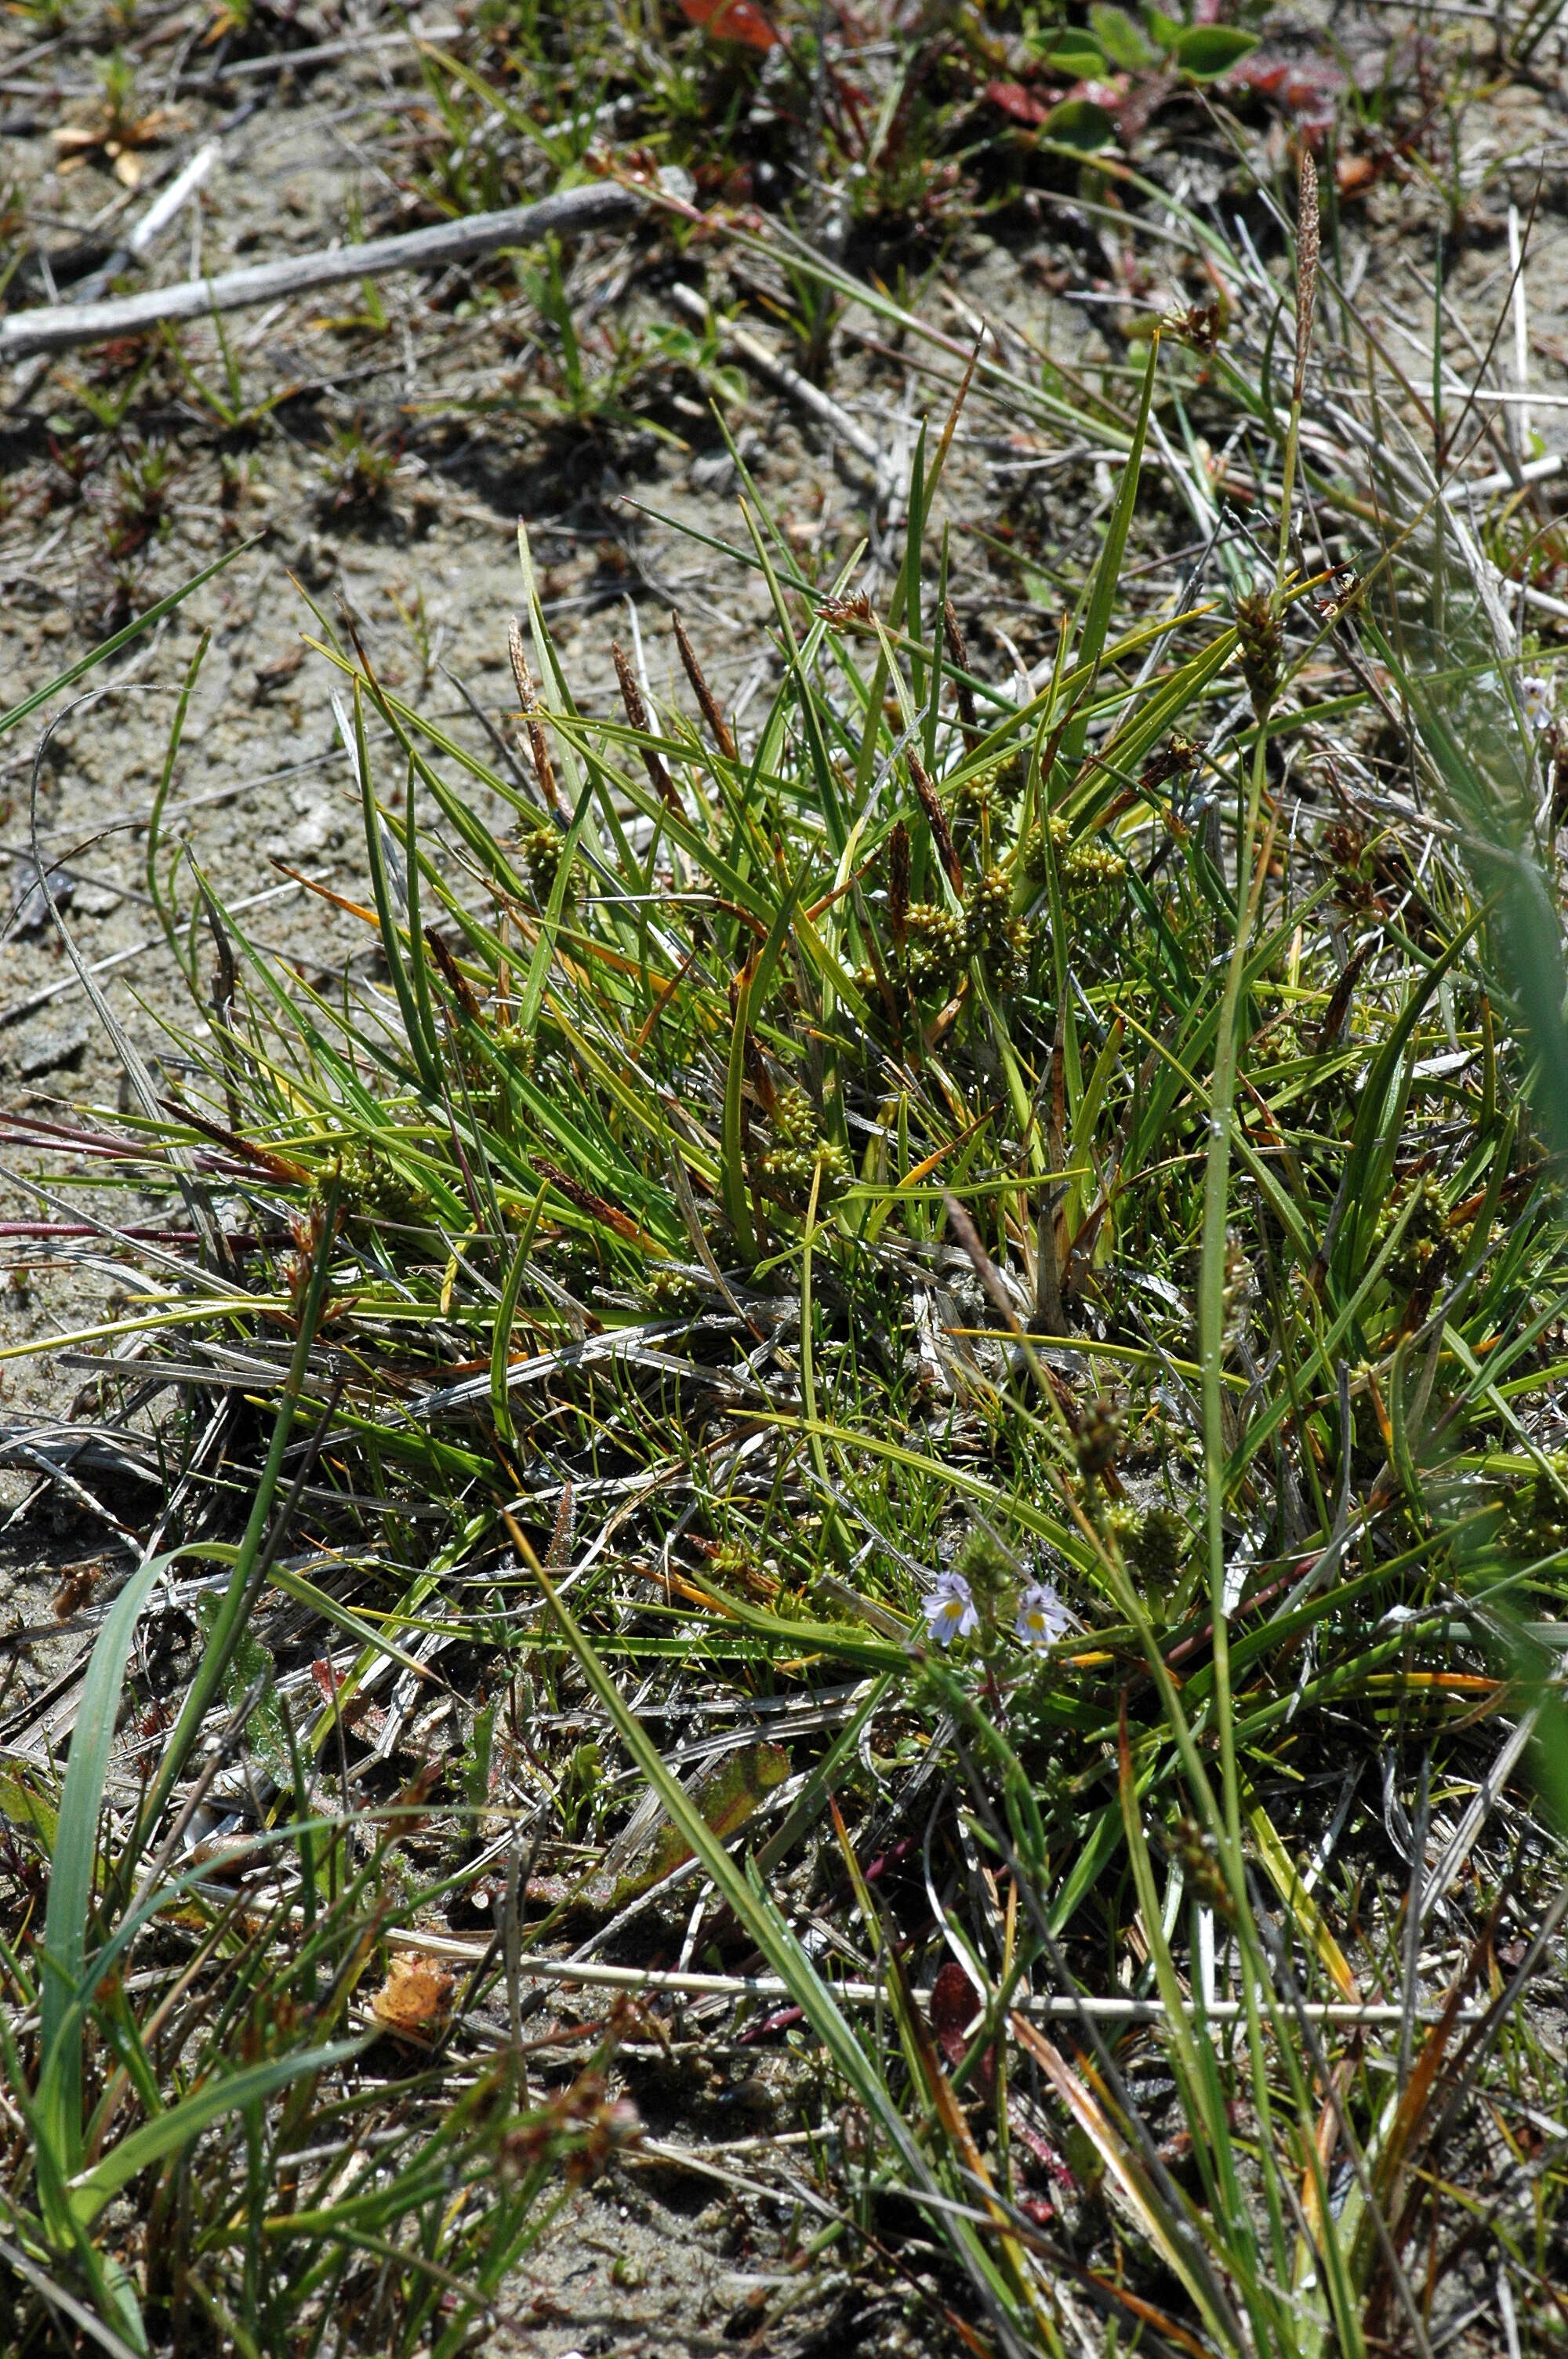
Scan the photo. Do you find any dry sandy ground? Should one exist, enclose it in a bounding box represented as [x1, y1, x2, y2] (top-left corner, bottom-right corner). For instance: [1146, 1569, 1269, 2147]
[4, 2, 1568, 2346]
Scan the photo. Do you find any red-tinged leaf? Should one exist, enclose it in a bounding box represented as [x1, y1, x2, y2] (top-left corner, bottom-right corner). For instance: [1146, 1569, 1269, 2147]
[1010, 2107, 1073, 2185]
[1116, 67, 1178, 146]
[929, 1960, 996, 2098]
[929, 1960, 980, 2066]
[984, 79, 1049, 126]
[680, 0, 778, 50]
[310, 1654, 379, 1732]
[1225, 49, 1345, 131]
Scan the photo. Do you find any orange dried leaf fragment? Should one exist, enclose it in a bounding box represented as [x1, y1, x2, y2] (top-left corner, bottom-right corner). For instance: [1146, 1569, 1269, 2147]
[371, 1955, 454, 2045]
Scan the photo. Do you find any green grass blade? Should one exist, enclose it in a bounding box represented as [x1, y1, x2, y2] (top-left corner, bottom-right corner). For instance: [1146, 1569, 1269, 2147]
[0, 539, 257, 743]
[38, 1549, 183, 2173]
[67, 2043, 365, 2225]
[1060, 336, 1160, 772]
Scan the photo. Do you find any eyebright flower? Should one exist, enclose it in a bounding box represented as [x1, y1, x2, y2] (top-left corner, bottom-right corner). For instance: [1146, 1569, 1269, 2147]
[924, 1571, 979, 1645]
[1014, 1582, 1069, 1650]
[1520, 674, 1555, 732]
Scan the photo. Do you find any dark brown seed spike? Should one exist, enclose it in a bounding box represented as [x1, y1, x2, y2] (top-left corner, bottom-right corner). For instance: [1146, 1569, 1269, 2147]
[742, 1027, 778, 1117]
[1314, 938, 1374, 1053]
[612, 641, 682, 814]
[508, 617, 561, 813]
[942, 597, 979, 746]
[671, 610, 736, 762]
[908, 751, 964, 897]
[424, 925, 481, 1022]
[887, 820, 911, 951]
[535, 1158, 646, 1245]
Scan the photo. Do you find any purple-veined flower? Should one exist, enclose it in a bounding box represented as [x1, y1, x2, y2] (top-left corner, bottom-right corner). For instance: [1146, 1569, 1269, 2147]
[1014, 1581, 1069, 1650]
[924, 1570, 979, 1645]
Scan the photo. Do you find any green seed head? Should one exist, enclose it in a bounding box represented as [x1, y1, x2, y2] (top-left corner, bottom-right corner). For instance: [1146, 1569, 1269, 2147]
[1234, 588, 1282, 722]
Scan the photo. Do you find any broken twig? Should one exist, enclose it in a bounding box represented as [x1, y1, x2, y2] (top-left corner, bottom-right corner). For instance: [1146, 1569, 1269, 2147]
[1, 180, 643, 362]
[668, 280, 896, 500]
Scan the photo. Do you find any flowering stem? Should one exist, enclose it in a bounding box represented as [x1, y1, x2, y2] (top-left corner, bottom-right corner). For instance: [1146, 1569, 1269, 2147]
[1276, 146, 1319, 605]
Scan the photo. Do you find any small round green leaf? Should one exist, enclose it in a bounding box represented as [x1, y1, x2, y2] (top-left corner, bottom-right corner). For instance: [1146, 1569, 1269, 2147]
[1173, 24, 1259, 75]
[1044, 96, 1118, 147]
[1090, 4, 1160, 69]
[1047, 39, 1109, 76]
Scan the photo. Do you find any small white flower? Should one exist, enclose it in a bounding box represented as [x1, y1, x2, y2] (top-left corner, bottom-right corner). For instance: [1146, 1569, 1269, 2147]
[1519, 674, 1555, 732]
[1014, 1581, 1069, 1650]
[924, 1571, 979, 1645]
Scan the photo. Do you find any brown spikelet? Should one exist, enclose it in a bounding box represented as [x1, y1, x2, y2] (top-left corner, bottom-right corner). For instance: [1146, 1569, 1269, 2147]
[535, 1158, 648, 1245]
[1293, 146, 1320, 407]
[53, 1557, 104, 1621]
[908, 751, 964, 897]
[423, 926, 481, 1021]
[816, 589, 875, 632]
[508, 618, 561, 813]
[742, 1026, 778, 1117]
[545, 1479, 575, 1571]
[1160, 298, 1225, 354]
[942, 598, 980, 747]
[887, 819, 911, 951]
[1139, 735, 1196, 794]
[671, 611, 736, 762]
[612, 642, 681, 814]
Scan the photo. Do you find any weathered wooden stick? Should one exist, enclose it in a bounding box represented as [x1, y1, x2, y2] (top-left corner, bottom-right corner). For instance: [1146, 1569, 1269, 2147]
[0, 180, 643, 362]
[382, 1939, 1491, 2026]
[179, 20, 461, 87]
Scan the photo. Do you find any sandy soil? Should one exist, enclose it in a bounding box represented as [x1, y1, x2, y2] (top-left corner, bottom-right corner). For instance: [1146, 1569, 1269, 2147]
[5, 2, 1568, 2346]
